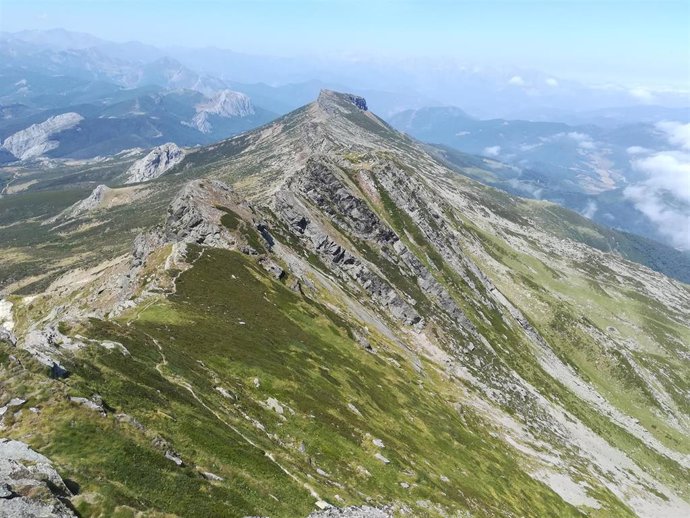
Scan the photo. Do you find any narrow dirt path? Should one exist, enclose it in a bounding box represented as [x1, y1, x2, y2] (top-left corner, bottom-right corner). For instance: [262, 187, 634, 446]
[147, 333, 322, 502]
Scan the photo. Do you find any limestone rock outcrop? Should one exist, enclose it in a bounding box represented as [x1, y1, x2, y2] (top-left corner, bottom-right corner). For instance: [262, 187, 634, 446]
[0, 439, 77, 517]
[124, 143, 185, 184]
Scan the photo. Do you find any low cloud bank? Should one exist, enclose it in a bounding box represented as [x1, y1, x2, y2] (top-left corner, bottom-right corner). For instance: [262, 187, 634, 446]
[624, 122, 690, 250]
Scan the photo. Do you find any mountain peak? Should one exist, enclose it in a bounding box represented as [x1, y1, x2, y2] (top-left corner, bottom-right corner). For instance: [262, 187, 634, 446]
[317, 89, 368, 112]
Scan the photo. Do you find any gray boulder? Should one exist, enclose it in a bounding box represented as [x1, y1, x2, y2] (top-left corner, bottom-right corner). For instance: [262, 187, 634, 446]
[0, 439, 76, 517]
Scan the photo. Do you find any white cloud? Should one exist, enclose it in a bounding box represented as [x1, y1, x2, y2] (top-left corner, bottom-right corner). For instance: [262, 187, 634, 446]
[507, 179, 543, 199]
[624, 183, 690, 250]
[629, 87, 655, 104]
[577, 139, 595, 150]
[631, 152, 690, 202]
[545, 78, 559, 87]
[623, 124, 690, 249]
[565, 132, 590, 143]
[626, 146, 649, 155]
[656, 121, 690, 150]
[508, 75, 526, 86]
[541, 131, 596, 150]
[581, 200, 598, 219]
[483, 145, 501, 157]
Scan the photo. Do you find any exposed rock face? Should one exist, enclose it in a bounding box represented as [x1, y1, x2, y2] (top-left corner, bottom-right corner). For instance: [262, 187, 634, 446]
[0, 398, 26, 419]
[317, 90, 368, 114]
[1, 112, 83, 160]
[191, 90, 255, 133]
[345, 94, 367, 111]
[61, 184, 110, 219]
[163, 179, 243, 247]
[22, 326, 81, 376]
[274, 158, 475, 331]
[0, 328, 16, 347]
[308, 506, 391, 518]
[124, 143, 185, 184]
[0, 439, 77, 517]
[0, 299, 15, 343]
[276, 184, 421, 326]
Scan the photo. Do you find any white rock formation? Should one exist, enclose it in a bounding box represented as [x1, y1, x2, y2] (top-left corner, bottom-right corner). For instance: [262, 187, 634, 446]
[63, 184, 110, 218]
[1, 112, 83, 160]
[0, 299, 13, 333]
[125, 143, 185, 184]
[191, 90, 254, 133]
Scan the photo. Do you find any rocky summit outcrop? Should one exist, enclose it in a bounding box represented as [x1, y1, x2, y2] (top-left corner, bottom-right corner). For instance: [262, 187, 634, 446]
[163, 179, 253, 247]
[1, 113, 83, 160]
[123, 179, 256, 308]
[191, 89, 255, 133]
[345, 94, 367, 111]
[0, 439, 77, 517]
[124, 143, 185, 184]
[317, 90, 368, 114]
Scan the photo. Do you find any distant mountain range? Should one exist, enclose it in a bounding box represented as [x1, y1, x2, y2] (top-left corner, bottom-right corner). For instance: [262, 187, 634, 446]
[0, 80, 276, 161]
[1, 28, 688, 255]
[0, 30, 440, 161]
[0, 33, 280, 161]
[3, 28, 689, 119]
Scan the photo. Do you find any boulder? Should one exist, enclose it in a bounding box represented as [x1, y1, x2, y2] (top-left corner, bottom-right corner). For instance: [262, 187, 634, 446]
[374, 453, 390, 464]
[69, 396, 106, 416]
[258, 257, 285, 280]
[0, 439, 77, 517]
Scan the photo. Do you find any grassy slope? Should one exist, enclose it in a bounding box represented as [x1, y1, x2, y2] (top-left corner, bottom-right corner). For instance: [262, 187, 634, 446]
[1, 96, 686, 517]
[449, 212, 690, 497]
[336, 155, 689, 502]
[3, 248, 620, 517]
[433, 147, 690, 284]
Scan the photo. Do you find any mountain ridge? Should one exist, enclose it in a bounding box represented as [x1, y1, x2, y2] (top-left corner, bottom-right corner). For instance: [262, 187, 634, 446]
[0, 90, 688, 517]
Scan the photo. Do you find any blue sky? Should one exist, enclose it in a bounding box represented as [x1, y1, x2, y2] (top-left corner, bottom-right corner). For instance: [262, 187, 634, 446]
[1, 0, 689, 88]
